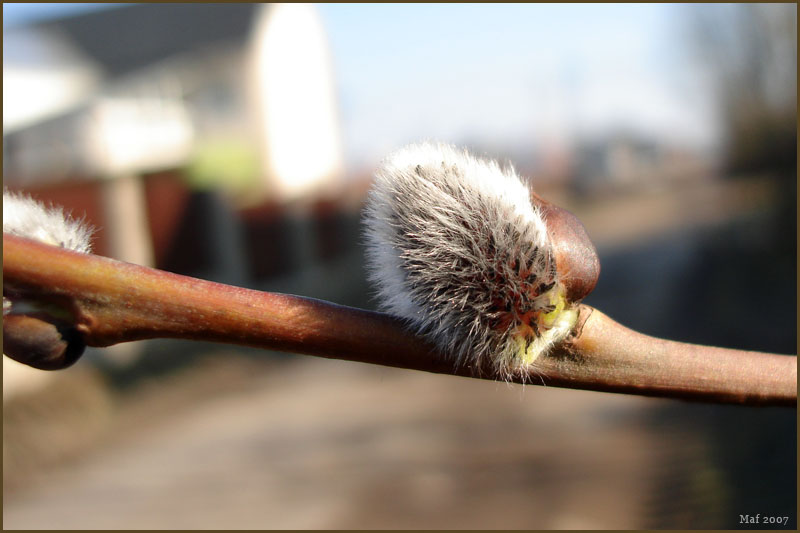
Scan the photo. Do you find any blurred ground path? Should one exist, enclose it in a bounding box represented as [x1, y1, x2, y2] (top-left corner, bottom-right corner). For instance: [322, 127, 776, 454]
[5, 356, 668, 529]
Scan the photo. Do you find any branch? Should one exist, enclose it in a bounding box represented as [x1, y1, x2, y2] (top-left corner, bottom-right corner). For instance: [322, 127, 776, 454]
[3, 234, 795, 406]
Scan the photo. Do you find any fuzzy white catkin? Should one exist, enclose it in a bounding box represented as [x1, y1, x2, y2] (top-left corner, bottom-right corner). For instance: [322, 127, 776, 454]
[3, 189, 94, 315]
[363, 142, 575, 378]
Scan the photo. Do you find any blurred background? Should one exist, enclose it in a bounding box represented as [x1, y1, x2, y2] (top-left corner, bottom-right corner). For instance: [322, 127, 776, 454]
[3, 3, 796, 529]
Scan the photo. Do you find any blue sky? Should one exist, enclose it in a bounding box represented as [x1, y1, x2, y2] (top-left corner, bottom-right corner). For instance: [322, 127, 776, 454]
[3, 3, 122, 26]
[317, 3, 716, 166]
[316, 4, 706, 162]
[4, 3, 717, 169]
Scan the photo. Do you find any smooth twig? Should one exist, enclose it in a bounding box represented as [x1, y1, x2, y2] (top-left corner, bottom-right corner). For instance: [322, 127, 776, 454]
[3, 234, 796, 406]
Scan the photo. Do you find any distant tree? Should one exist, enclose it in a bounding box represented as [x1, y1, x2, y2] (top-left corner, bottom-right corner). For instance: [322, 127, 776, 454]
[686, 3, 796, 175]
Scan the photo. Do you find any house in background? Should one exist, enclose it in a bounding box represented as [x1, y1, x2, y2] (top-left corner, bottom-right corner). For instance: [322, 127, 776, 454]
[4, 3, 344, 195]
[3, 3, 349, 270]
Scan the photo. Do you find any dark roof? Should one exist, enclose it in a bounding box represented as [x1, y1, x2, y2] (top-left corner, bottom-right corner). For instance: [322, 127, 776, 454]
[42, 3, 260, 77]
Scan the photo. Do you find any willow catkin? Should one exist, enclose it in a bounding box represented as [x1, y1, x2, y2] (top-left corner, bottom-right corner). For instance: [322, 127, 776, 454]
[3, 189, 94, 314]
[363, 143, 577, 379]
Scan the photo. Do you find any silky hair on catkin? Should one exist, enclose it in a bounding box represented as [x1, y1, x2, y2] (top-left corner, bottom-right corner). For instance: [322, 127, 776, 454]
[363, 142, 578, 379]
[3, 189, 93, 255]
[3, 189, 94, 315]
